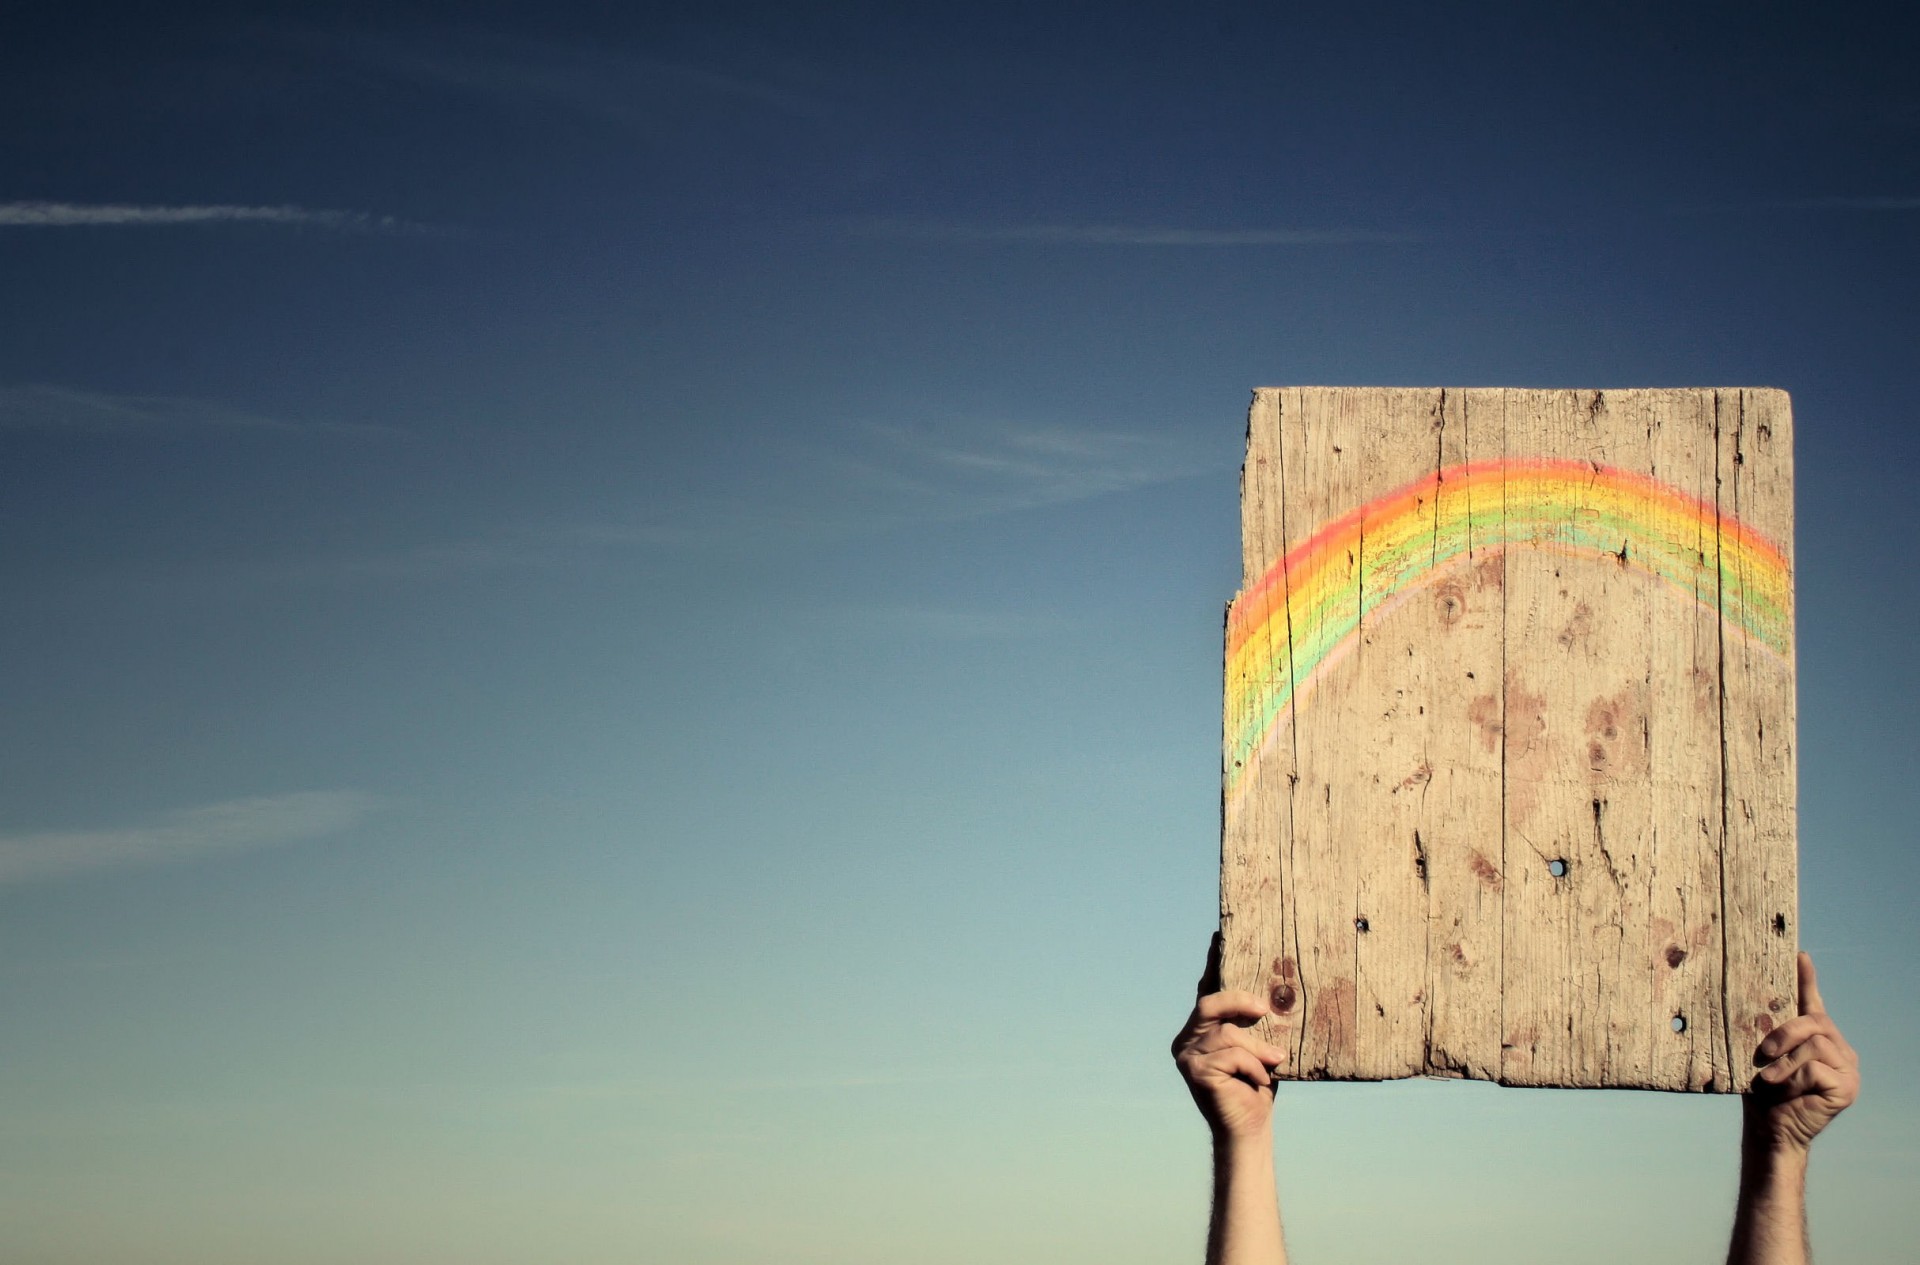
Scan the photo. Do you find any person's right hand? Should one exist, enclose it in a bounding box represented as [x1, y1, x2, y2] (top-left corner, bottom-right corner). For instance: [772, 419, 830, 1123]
[1172, 933, 1293, 1141]
[1746, 951, 1861, 1153]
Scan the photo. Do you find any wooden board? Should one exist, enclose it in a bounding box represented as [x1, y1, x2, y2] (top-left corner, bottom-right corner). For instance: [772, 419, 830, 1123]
[1221, 388, 1797, 1091]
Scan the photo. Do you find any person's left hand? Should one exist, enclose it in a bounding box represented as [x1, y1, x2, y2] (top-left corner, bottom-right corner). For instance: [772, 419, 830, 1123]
[1172, 933, 1292, 1142]
[1746, 951, 1860, 1153]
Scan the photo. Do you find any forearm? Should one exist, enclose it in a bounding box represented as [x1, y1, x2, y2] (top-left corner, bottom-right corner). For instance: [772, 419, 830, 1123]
[1207, 1131, 1286, 1265]
[1726, 1138, 1810, 1265]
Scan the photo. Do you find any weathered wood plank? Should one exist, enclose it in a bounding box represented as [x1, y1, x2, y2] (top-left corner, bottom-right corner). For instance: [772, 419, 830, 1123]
[1420, 388, 1507, 1081]
[1222, 386, 1797, 1091]
[1718, 388, 1800, 1089]
[1643, 388, 1731, 1090]
[1283, 387, 1369, 1076]
[1499, 389, 1660, 1087]
[1222, 387, 1298, 1061]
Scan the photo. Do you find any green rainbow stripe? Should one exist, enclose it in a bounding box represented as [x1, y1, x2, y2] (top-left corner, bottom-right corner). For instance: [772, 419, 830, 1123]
[1225, 458, 1791, 792]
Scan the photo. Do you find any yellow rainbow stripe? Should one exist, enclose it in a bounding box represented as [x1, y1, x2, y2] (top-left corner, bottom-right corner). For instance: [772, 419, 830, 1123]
[1225, 458, 1791, 792]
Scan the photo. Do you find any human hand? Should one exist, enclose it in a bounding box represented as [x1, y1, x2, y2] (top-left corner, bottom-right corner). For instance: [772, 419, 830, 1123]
[1172, 933, 1292, 1143]
[1745, 952, 1860, 1154]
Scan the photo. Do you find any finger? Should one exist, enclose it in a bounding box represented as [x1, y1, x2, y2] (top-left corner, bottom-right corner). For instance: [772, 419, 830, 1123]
[1200, 1046, 1272, 1088]
[1778, 1058, 1850, 1106]
[1199, 931, 1223, 999]
[1195, 1023, 1290, 1063]
[1758, 1033, 1841, 1083]
[1195, 1023, 1253, 1054]
[1798, 951, 1825, 1017]
[1179, 1043, 1258, 1084]
[1756, 1015, 1828, 1063]
[1194, 990, 1271, 1025]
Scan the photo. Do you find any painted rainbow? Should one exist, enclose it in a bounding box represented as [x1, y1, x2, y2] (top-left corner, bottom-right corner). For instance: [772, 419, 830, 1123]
[1224, 458, 1792, 793]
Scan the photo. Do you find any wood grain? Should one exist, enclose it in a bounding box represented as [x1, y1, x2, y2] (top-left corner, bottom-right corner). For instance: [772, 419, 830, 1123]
[1221, 387, 1797, 1091]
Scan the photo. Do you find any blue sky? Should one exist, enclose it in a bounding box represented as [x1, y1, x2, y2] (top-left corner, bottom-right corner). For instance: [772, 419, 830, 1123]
[1, 3, 1916, 1262]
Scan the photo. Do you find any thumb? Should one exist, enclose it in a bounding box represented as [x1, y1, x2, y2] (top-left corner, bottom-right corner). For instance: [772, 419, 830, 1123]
[1797, 951, 1825, 1016]
[1199, 931, 1224, 998]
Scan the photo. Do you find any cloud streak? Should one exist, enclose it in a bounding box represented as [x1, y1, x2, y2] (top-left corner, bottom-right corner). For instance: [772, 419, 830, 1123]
[855, 220, 1417, 246]
[104, 421, 1221, 587]
[0, 383, 397, 437]
[515, 1062, 1073, 1103]
[1774, 195, 1920, 211]
[0, 201, 412, 230]
[1670, 194, 1920, 216]
[835, 422, 1231, 520]
[0, 791, 380, 885]
[503, 422, 1233, 564]
[332, 30, 836, 129]
[804, 603, 1070, 642]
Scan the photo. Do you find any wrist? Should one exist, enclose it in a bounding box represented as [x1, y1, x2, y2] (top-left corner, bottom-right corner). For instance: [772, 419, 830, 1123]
[1744, 1138, 1810, 1171]
[1740, 1105, 1812, 1169]
[1740, 1131, 1810, 1189]
[1211, 1124, 1274, 1165]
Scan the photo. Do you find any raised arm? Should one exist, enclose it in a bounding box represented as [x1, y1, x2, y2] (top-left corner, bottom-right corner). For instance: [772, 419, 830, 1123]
[1172, 934, 1294, 1265]
[1726, 952, 1861, 1265]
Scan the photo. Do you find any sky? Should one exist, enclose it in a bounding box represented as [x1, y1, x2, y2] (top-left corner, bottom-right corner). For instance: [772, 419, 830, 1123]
[1, 2, 1917, 1262]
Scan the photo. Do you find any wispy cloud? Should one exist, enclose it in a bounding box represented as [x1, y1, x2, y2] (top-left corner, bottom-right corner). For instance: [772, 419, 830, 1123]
[834, 422, 1230, 521]
[208, 516, 720, 587]
[1670, 194, 1920, 216]
[279, 537, 570, 582]
[344, 423, 1228, 572]
[854, 220, 1418, 246]
[516, 1063, 1067, 1102]
[0, 383, 397, 437]
[331, 29, 835, 129]
[505, 423, 1230, 561]
[1771, 195, 1920, 211]
[804, 604, 1070, 642]
[0, 791, 380, 885]
[92, 421, 1220, 587]
[0, 201, 412, 230]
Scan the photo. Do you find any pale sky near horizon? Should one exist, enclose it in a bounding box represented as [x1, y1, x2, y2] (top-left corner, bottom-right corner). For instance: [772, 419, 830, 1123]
[2, 4, 1917, 1262]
